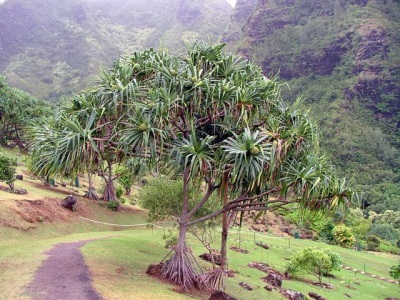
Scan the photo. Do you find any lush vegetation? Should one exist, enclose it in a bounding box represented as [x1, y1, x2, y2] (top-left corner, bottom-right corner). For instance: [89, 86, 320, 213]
[0, 76, 53, 150]
[286, 247, 342, 285]
[0, 0, 231, 101]
[27, 42, 353, 291]
[227, 0, 400, 218]
[0, 152, 17, 190]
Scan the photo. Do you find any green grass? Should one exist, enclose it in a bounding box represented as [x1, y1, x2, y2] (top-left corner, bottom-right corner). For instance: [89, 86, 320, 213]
[0, 217, 399, 300]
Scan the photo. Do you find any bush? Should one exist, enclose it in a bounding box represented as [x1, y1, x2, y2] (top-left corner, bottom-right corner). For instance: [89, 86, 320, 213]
[116, 185, 124, 199]
[389, 263, 400, 281]
[286, 247, 341, 285]
[0, 154, 17, 190]
[107, 200, 120, 211]
[138, 176, 219, 223]
[368, 223, 399, 242]
[332, 224, 355, 248]
[365, 235, 381, 251]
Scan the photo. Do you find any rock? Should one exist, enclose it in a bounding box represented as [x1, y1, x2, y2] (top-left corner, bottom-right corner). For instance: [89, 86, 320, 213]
[199, 253, 221, 265]
[247, 262, 269, 273]
[16, 174, 23, 180]
[209, 290, 237, 300]
[345, 293, 352, 298]
[281, 289, 304, 300]
[146, 263, 163, 277]
[226, 270, 237, 277]
[61, 195, 77, 210]
[14, 189, 27, 195]
[229, 246, 249, 254]
[309, 292, 326, 300]
[264, 285, 273, 291]
[239, 282, 252, 291]
[255, 241, 269, 249]
[262, 272, 283, 288]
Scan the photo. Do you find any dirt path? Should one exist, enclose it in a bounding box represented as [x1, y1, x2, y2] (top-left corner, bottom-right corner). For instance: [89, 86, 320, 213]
[26, 240, 103, 300]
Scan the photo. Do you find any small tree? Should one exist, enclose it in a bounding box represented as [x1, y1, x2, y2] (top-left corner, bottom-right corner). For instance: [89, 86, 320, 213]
[286, 247, 342, 285]
[0, 154, 17, 191]
[332, 224, 356, 248]
[389, 262, 400, 283]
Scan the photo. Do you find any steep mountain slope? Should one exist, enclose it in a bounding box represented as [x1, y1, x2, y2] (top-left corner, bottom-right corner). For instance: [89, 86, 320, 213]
[225, 0, 400, 211]
[0, 0, 232, 100]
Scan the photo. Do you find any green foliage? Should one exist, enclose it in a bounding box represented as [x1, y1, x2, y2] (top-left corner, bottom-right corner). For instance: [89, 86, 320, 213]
[332, 224, 356, 248]
[162, 229, 179, 249]
[107, 201, 120, 211]
[0, 0, 231, 101]
[138, 176, 219, 223]
[286, 247, 342, 284]
[115, 185, 124, 199]
[368, 223, 399, 242]
[0, 76, 53, 150]
[0, 153, 17, 190]
[389, 262, 400, 281]
[365, 235, 381, 251]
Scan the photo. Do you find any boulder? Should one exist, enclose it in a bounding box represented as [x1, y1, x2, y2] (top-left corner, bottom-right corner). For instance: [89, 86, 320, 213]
[199, 253, 222, 265]
[61, 195, 77, 210]
[209, 290, 237, 300]
[309, 292, 326, 300]
[239, 282, 253, 290]
[281, 289, 304, 300]
[263, 272, 283, 288]
[264, 285, 273, 291]
[146, 263, 163, 277]
[16, 174, 23, 180]
[13, 189, 27, 195]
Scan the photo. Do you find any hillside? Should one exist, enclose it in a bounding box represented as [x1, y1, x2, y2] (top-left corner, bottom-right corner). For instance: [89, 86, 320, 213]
[0, 0, 232, 101]
[224, 0, 400, 211]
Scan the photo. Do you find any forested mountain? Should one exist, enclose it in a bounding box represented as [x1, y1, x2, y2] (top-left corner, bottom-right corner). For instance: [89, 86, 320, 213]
[224, 0, 400, 212]
[1, 0, 399, 213]
[0, 0, 231, 100]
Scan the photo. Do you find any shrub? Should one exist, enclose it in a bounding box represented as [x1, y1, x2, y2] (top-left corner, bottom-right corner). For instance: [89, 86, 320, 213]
[389, 263, 400, 281]
[107, 200, 120, 211]
[286, 247, 341, 285]
[368, 223, 399, 242]
[116, 185, 124, 199]
[332, 224, 355, 248]
[138, 176, 219, 223]
[0, 154, 17, 191]
[365, 235, 381, 251]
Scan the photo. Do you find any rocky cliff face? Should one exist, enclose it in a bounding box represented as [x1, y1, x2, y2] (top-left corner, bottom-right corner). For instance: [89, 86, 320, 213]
[228, 0, 400, 137]
[223, 0, 258, 44]
[225, 0, 400, 192]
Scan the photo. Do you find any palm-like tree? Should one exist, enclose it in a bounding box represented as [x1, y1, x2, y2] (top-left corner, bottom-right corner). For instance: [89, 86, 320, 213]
[118, 42, 353, 290]
[28, 41, 353, 292]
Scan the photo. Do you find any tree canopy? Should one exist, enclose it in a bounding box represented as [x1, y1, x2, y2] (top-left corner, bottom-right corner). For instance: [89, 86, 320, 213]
[28, 41, 353, 290]
[0, 76, 52, 151]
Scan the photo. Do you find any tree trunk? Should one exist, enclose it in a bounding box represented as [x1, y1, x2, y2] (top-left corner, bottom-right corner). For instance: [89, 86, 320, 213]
[220, 170, 229, 270]
[159, 168, 201, 290]
[103, 161, 117, 201]
[85, 171, 99, 200]
[103, 177, 117, 201]
[125, 186, 132, 196]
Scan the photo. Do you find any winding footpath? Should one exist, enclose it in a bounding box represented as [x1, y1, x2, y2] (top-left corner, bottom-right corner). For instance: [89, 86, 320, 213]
[26, 240, 103, 300]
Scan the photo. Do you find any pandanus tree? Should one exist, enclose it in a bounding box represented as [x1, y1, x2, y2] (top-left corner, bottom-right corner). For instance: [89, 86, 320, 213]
[28, 89, 127, 201]
[115, 42, 353, 290]
[28, 41, 352, 290]
[0, 76, 52, 151]
[28, 57, 140, 201]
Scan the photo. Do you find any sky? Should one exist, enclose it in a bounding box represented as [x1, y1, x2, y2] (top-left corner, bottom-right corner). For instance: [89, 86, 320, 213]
[0, 0, 236, 7]
[226, 0, 236, 7]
